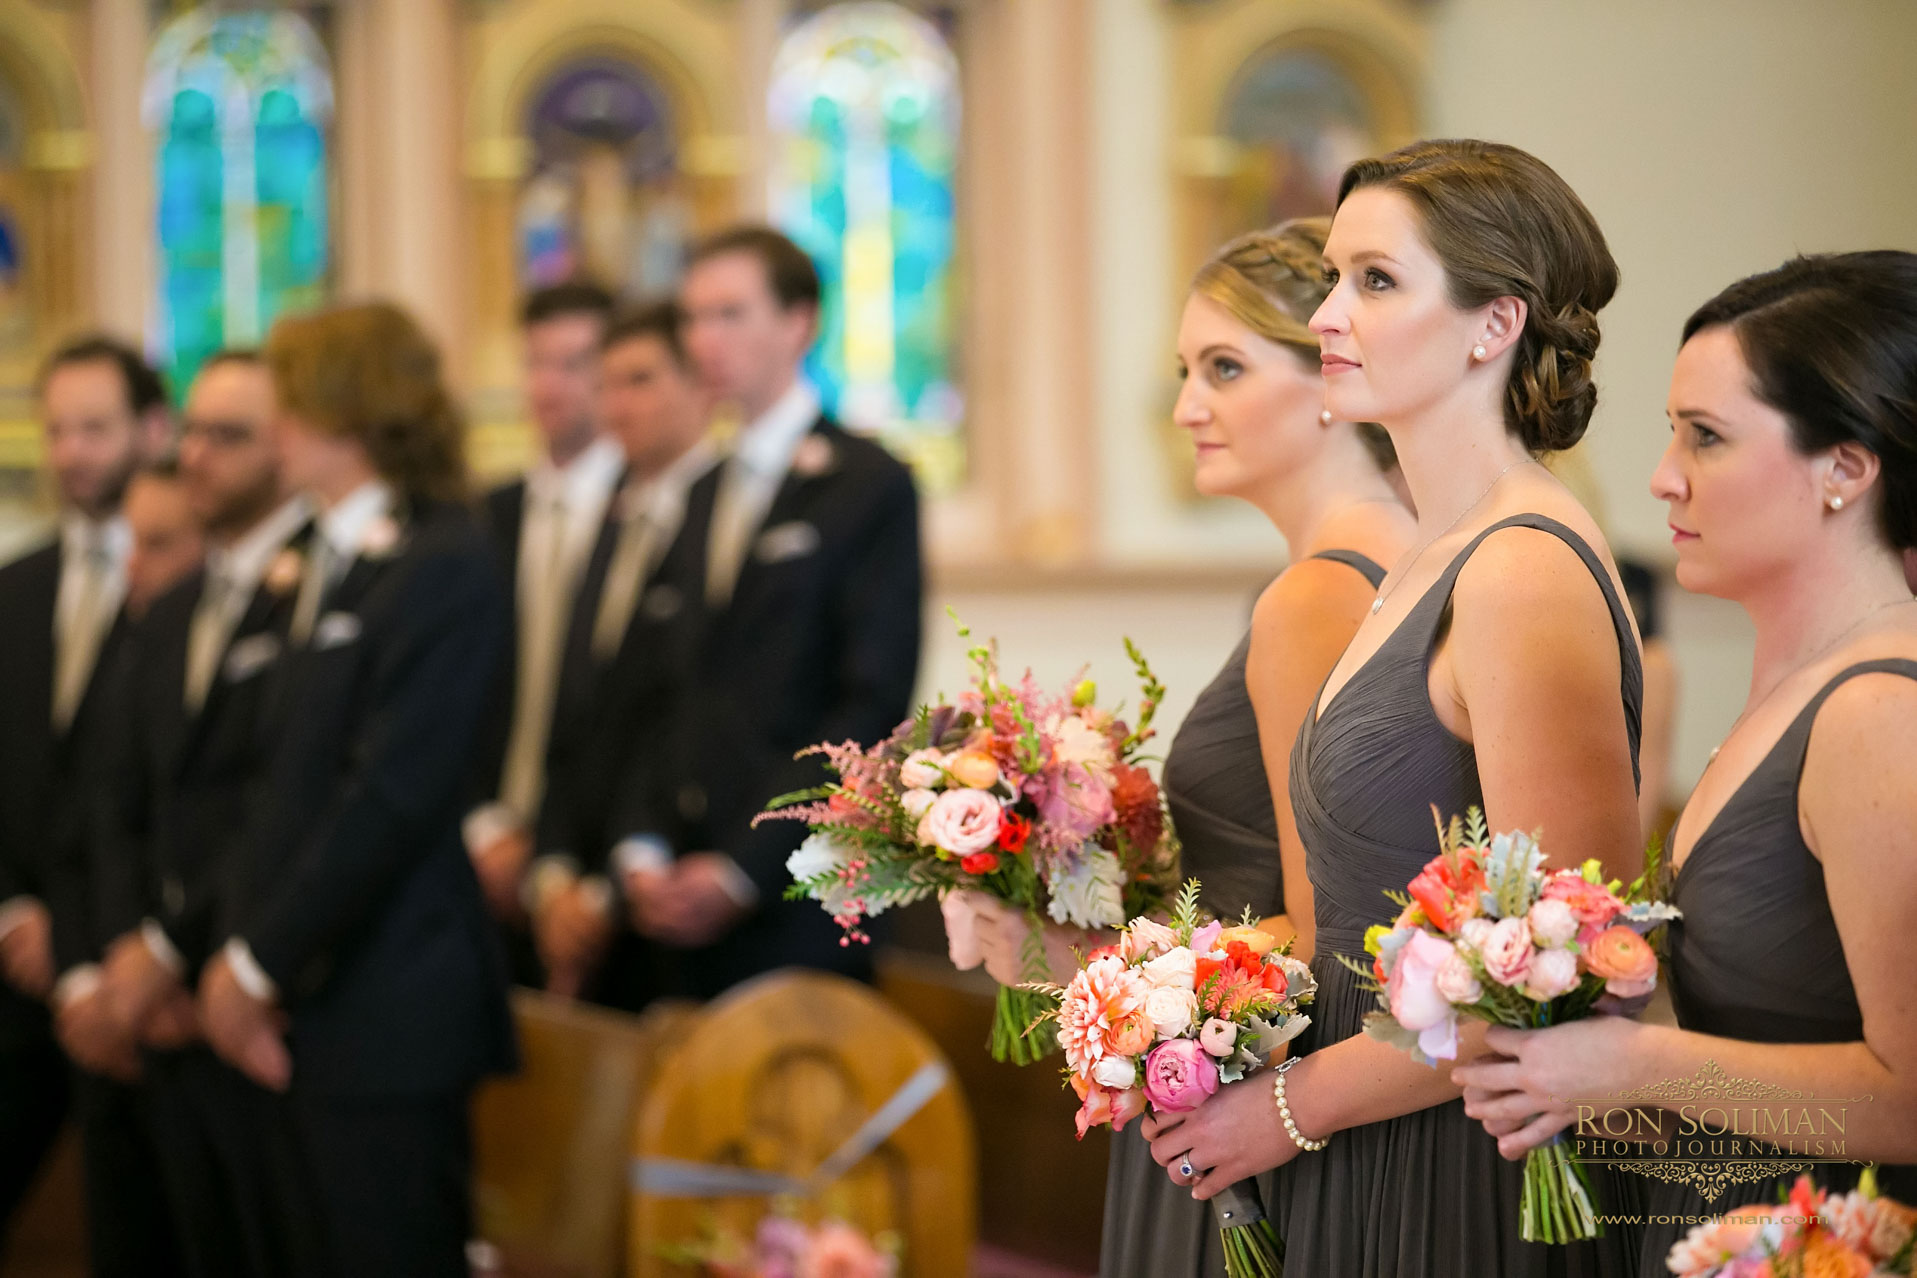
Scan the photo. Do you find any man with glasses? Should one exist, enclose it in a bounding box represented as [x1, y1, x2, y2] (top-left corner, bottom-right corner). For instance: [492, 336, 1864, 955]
[71, 350, 309, 1275]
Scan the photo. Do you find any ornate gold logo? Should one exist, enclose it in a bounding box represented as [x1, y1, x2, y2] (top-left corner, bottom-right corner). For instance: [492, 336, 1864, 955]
[1564, 1061, 1872, 1203]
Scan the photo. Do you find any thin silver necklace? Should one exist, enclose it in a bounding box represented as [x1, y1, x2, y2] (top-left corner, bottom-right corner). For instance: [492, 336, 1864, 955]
[1371, 458, 1539, 616]
[1705, 595, 1915, 764]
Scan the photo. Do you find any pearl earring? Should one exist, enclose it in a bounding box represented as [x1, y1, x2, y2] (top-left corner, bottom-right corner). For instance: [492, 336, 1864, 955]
[1829, 494, 1845, 511]
[1320, 409, 1333, 425]
[1472, 344, 1487, 361]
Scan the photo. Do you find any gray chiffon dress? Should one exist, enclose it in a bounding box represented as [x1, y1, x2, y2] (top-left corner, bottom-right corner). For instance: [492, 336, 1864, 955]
[1099, 549, 1384, 1278]
[1279, 514, 1643, 1276]
[1635, 658, 1917, 1274]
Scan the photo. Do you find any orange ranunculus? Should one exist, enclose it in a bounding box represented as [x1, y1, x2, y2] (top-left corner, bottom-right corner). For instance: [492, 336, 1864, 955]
[946, 750, 1001, 789]
[1407, 850, 1487, 934]
[1581, 926, 1657, 985]
[1105, 1009, 1154, 1057]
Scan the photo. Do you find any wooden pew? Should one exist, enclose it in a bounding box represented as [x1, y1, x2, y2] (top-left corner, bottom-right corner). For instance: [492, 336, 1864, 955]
[472, 990, 695, 1278]
[628, 969, 975, 1277]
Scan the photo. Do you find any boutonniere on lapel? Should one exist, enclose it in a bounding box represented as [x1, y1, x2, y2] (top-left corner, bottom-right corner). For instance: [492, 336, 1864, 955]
[790, 433, 836, 480]
[359, 512, 403, 561]
[263, 547, 305, 596]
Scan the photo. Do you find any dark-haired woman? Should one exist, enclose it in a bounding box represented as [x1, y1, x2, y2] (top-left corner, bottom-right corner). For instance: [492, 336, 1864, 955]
[196, 302, 516, 1278]
[1456, 251, 1917, 1273]
[943, 217, 1414, 1276]
[1145, 140, 1644, 1274]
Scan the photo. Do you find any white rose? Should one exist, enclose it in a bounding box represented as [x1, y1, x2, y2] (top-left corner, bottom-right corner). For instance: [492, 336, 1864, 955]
[1092, 1055, 1137, 1090]
[1434, 952, 1483, 1004]
[1523, 947, 1582, 1002]
[1527, 897, 1579, 948]
[1139, 947, 1197, 992]
[900, 749, 945, 790]
[901, 788, 937, 819]
[1457, 917, 1495, 954]
[1143, 985, 1198, 1040]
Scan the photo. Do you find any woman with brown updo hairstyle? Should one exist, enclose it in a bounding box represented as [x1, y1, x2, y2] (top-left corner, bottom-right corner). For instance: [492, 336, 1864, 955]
[1143, 141, 1644, 1274]
[195, 301, 515, 1277]
[940, 218, 1414, 1276]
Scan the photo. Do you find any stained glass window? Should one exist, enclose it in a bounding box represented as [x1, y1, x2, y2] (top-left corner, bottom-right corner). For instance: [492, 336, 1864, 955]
[519, 60, 687, 297]
[1220, 46, 1377, 228]
[144, 10, 332, 396]
[769, 2, 962, 492]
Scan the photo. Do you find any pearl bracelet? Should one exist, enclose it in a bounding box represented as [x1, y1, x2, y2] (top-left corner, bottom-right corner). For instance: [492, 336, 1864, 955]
[1273, 1057, 1330, 1153]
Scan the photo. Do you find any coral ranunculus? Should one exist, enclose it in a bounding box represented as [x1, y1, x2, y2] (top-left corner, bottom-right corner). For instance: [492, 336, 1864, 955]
[1581, 925, 1658, 997]
[1407, 850, 1487, 934]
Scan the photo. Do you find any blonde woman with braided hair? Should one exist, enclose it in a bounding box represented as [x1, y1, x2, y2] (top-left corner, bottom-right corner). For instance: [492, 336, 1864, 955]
[941, 217, 1413, 1275]
[1142, 139, 1644, 1275]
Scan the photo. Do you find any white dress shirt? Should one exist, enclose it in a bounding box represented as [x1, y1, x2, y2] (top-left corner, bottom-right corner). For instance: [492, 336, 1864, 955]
[289, 479, 397, 645]
[705, 380, 820, 607]
[591, 437, 716, 660]
[52, 512, 130, 731]
[470, 435, 625, 848]
[185, 496, 311, 711]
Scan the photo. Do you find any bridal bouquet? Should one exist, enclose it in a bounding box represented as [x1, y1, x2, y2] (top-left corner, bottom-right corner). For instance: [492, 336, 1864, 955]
[1031, 881, 1315, 1278]
[1667, 1171, 1915, 1276]
[1346, 807, 1679, 1244]
[764, 619, 1180, 1063]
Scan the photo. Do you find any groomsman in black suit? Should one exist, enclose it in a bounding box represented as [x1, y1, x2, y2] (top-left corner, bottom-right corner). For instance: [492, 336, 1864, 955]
[626, 227, 923, 998]
[468, 283, 624, 984]
[196, 303, 514, 1277]
[528, 301, 715, 1006]
[0, 336, 167, 1255]
[77, 351, 311, 1277]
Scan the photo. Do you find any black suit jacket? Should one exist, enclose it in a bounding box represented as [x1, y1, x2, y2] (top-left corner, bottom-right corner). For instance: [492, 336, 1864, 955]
[645, 418, 923, 996]
[470, 478, 527, 811]
[95, 540, 308, 975]
[224, 500, 516, 1096]
[0, 539, 129, 1039]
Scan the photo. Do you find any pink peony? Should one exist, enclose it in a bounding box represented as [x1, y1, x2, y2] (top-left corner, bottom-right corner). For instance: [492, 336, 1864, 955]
[1387, 930, 1462, 1060]
[1122, 917, 1179, 963]
[1198, 1017, 1238, 1057]
[1542, 873, 1625, 930]
[917, 788, 1002, 855]
[1141, 1038, 1219, 1112]
[1479, 916, 1535, 988]
[1523, 947, 1582, 1002]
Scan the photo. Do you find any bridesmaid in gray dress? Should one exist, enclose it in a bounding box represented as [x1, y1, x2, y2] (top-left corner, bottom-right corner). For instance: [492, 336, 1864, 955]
[1457, 254, 1917, 1274]
[1144, 141, 1645, 1276]
[941, 219, 1415, 1277]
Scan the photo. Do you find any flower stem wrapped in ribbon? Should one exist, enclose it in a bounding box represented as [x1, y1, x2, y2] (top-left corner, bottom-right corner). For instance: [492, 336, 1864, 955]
[1028, 881, 1314, 1277]
[763, 614, 1181, 1063]
[1343, 807, 1681, 1245]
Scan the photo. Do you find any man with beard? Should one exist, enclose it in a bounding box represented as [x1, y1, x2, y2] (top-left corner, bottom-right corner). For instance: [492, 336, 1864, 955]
[0, 335, 170, 1263]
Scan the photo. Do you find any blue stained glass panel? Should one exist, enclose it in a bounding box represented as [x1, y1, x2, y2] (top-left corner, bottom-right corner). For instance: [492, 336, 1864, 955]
[769, 3, 963, 492]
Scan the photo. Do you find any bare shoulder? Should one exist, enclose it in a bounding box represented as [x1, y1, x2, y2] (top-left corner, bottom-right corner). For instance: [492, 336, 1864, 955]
[1253, 555, 1373, 637]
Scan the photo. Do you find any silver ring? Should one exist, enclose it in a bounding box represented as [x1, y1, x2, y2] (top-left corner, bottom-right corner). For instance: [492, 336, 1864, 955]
[1179, 1159, 1194, 1179]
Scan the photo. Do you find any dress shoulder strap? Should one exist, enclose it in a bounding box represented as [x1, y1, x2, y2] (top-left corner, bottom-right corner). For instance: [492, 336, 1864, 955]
[1414, 512, 1645, 786]
[1307, 548, 1387, 590]
[1784, 658, 1917, 779]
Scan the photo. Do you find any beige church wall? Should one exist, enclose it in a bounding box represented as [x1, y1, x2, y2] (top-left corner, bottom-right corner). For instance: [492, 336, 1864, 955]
[1060, 0, 1917, 795]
